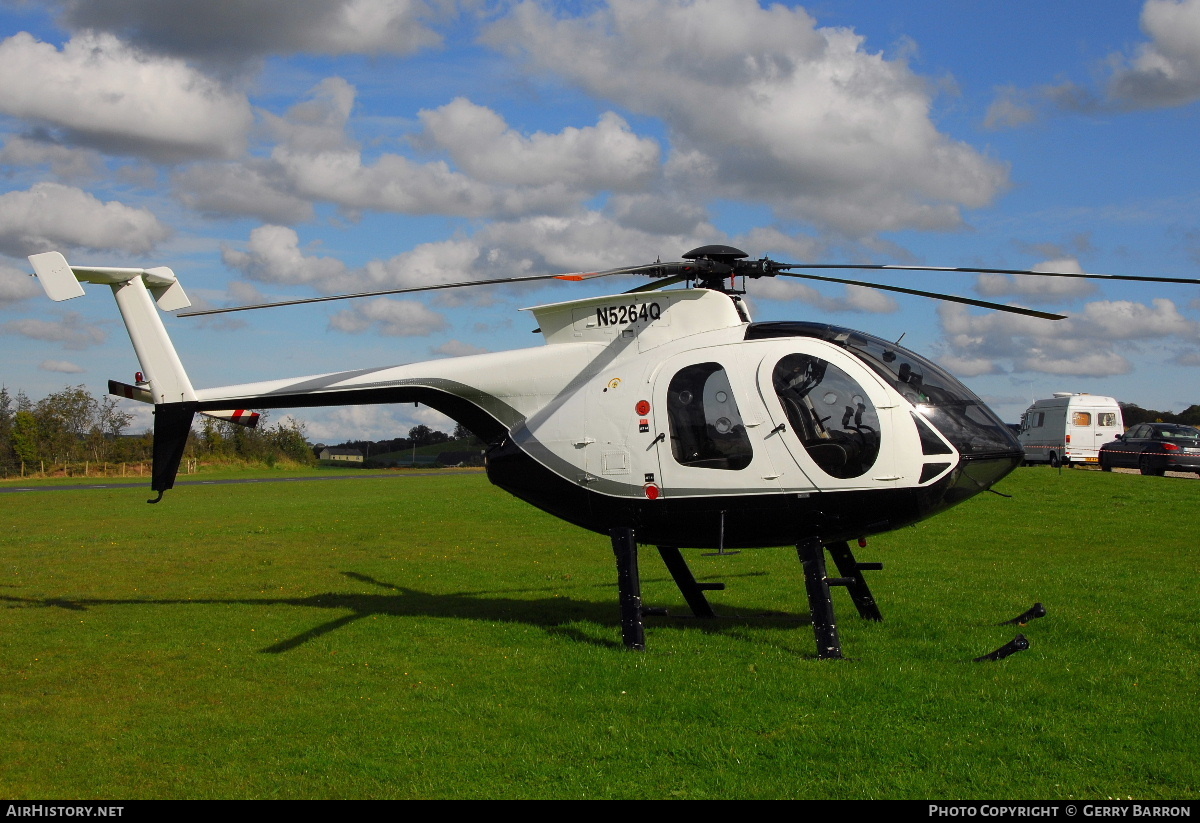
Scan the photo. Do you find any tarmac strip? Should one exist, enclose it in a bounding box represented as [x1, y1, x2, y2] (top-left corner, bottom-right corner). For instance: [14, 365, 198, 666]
[0, 468, 485, 494]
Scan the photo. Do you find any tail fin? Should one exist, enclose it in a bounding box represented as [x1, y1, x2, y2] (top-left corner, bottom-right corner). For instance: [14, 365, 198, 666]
[29, 251, 196, 404]
[31, 251, 198, 499]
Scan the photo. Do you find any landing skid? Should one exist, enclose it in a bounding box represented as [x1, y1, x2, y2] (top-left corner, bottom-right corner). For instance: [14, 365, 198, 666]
[608, 528, 883, 659]
[797, 538, 884, 659]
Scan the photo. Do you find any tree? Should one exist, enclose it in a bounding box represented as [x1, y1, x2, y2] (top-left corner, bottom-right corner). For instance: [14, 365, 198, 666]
[452, 422, 483, 446]
[0, 386, 12, 464]
[267, 417, 315, 465]
[11, 410, 39, 464]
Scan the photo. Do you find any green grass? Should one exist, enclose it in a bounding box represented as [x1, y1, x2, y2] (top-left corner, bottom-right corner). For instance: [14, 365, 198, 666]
[1, 467, 1197, 799]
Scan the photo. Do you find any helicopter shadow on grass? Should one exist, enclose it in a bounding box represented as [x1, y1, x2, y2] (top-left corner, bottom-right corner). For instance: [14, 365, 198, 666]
[0, 569, 818, 654]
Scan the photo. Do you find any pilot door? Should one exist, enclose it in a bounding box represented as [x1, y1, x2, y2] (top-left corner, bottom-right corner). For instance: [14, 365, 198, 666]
[650, 352, 784, 497]
[752, 342, 899, 491]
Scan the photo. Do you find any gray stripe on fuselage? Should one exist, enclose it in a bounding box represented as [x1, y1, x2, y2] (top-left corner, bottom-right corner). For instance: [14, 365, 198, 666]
[263, 366, 400, 396]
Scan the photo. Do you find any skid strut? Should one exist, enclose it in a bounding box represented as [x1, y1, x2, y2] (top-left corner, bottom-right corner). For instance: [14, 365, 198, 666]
[656, 545, 725, 618]
[610, 533, 729, 650]
[610, 527, 645, 650]
[797, 538, 884, 660]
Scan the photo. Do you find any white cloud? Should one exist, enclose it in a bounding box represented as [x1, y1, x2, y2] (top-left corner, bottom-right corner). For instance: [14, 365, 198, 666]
[1, 311, 107, 349]
[262, 81, 611, 219]
[975, 258, 1097, 300]
[0, 135, 103, 179]
[983, 86, 1038, 130]
[0, 264, 43, 305]
[222, 211, 726, 301]
[989, 0, 1200, 119]
[265, 77, 359, 154]
[1109, 0, 1200, 108]
[222, 225, 347, 285]
[748, 278, 899, 314]
[418, 99, 660, 190]
[173, 163, 314, 224]
[430, 339, 488, 357]
[187, 79, 662, 224]
[0, 182, 169, 256]
[937, 297, 1197, 378]
[484, 0, 1009, 236]
[605, 193, 708, 235]
[274, 147, 580, 218]
[40, 359, 85, 373]
[934, 354, 1002, 378]
[56, 0, 445, 66]
[1074, 298, 1195, 339]
[328, 297, 447, 337]
[0, 32, 253, 161]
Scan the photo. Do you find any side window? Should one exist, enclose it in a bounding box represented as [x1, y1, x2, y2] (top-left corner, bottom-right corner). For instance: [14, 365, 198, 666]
[1032, 412, 1045, 428]
[1072, 412, 1091, 426]
[1098, 412, 1118, 428]
[667, 363, 752, 470]
[1128, 425, 1147, 438]
[773, 354, 880, 479]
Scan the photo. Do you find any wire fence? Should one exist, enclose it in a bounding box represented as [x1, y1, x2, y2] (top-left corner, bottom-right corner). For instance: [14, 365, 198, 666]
[0, 459, 202, 480]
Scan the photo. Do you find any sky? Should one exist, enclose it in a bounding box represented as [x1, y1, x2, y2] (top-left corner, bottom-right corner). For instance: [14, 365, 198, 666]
[1, 0, 1199, 441]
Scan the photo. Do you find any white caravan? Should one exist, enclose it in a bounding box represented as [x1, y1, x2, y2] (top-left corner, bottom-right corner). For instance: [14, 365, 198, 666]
[1018, 393, 1124, 467]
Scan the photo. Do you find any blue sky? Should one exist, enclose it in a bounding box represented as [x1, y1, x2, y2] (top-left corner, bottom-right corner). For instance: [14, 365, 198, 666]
[1, 0, 1198, 441]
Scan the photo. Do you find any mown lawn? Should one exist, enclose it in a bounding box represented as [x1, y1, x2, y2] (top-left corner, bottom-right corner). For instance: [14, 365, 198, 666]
[0, 467, 1196, 798]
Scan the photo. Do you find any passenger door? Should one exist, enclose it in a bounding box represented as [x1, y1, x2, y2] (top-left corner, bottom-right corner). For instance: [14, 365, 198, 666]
[752, 341, 899, 492]
[650, 350, 785, 497]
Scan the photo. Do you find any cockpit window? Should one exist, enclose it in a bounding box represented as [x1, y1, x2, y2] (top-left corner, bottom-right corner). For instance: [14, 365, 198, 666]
[667, 363, 753, 470]
[842, 333, 1016, 457]
[745, 321, 1022, 458]
[773, 354, 880, 479]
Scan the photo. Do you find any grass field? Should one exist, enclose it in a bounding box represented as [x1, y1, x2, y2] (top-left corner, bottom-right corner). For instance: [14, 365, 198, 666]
[1, 467, 1197, 799]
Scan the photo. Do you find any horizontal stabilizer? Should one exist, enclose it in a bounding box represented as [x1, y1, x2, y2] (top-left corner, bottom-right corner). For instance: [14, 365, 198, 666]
[29, 251, 191, 310]
[109, 379, 152, 403]
[202, 409, 261, 429]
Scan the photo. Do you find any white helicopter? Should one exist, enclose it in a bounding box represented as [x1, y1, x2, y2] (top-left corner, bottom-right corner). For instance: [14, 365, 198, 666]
[28, 246, 1200, 658]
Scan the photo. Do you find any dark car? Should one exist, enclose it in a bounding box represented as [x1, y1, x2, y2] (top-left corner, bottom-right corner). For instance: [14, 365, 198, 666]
[1098, 423, 1200, 476]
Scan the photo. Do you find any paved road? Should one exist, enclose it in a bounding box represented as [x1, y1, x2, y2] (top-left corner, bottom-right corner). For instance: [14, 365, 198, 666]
[1056, 465, 1197, 479]
[0, 469, 485, 494]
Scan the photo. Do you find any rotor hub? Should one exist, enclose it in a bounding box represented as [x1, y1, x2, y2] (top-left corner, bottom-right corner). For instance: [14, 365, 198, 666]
[682, 245, 749, 265]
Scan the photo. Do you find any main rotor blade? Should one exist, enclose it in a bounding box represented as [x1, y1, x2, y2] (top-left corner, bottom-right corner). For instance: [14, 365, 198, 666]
[178, 263, 664, 317]
[776, 263, 1200, 286]
[624, 274, 692, 294]
[777, 272, 1066, 320]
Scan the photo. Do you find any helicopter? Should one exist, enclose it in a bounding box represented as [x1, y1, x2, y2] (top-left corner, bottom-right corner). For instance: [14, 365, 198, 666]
[27, 245, 1200, 659]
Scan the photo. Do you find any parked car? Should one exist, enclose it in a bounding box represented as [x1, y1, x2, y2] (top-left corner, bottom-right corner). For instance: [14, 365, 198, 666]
[1098, 423, 1200, 476]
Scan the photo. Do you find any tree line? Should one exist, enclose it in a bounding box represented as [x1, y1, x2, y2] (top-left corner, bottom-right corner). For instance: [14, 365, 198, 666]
[1119, 403, 1200, 427]
[0, 384, 316, 476]
[327, 423, 483, 467]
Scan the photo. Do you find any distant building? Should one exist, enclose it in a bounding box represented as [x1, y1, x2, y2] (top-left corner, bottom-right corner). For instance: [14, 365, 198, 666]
[319, 447, 364, 463]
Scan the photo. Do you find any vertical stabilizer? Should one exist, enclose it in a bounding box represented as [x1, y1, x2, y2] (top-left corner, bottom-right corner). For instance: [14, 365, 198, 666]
[29, 251, 197, 404]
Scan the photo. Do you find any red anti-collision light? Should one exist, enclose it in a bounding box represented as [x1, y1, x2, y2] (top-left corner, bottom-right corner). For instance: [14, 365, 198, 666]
[635, 400, 651, 415]
[644, 483, 660, 500]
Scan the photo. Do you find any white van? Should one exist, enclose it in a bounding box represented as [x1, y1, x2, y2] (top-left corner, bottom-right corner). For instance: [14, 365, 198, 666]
[1018, 393, 1124, 467]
